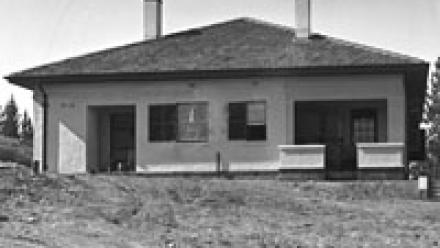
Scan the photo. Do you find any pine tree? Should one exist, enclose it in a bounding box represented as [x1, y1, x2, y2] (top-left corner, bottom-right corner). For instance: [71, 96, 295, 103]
[21, 110, 33, 142]
[0, 105, 3, 132]
[1, 95, 19, 138]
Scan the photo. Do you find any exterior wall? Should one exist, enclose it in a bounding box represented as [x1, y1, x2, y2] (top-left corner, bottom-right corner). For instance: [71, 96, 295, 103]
[43, 78, 286, 173]
[41, 74, 405, 174]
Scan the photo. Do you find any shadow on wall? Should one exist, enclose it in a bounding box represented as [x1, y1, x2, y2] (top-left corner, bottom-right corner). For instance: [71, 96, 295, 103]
[58, 122, 86, 173]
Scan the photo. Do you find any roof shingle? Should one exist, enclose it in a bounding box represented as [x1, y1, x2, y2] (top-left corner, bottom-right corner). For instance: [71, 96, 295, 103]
[8, 17, 427, 78]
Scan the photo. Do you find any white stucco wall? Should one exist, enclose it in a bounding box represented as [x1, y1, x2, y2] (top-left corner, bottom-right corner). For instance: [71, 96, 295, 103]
[37, 74, 405, 174]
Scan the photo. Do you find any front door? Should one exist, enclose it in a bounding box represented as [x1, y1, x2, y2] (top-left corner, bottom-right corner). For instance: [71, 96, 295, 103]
[110, 113, 135, 172]
[322, 109, 342, 170]
[322, 109, 356, 175]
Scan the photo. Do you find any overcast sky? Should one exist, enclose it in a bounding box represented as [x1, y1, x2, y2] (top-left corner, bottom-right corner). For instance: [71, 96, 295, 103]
[1, 0, 439, 119]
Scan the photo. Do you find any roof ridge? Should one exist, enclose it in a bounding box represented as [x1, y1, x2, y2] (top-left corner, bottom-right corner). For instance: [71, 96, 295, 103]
[236, 17, 296, 33]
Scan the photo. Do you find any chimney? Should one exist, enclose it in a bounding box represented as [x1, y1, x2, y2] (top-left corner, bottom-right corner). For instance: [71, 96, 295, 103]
[144, 0, 163, 40]
[295, 0, 311, 38]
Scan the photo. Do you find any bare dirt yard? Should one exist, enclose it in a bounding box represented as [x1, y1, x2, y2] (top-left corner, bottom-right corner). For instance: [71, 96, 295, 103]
[1, 166, 440, 247]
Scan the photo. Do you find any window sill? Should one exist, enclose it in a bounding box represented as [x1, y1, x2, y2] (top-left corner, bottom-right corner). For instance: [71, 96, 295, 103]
[228, 140, 268, 146]
[149, 141, 209, 144]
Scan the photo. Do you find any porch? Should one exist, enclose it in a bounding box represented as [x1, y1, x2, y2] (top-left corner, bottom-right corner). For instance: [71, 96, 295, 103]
[86, 105, 136, 173]
[282, 100, 405, 180]
[278, 143, 405, 180]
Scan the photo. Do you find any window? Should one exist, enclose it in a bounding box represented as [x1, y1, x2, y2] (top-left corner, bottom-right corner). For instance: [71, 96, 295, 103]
[228, 102, 266, 141]
[351, 109, 377, 143]
[149, 103, 208, 142]
[178, 103, 208, 142]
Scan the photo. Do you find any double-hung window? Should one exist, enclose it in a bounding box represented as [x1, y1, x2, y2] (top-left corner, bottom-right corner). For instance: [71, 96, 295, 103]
[149, 103, 208, 142]
[228, 102, 267, 141]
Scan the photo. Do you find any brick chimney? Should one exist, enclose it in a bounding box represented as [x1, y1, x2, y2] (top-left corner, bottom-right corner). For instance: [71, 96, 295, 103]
[144, 0, 162, 40]
[295, 0, 311, 38]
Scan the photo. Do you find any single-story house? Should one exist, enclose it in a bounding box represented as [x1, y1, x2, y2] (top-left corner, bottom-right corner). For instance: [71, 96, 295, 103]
[6, 0, 429, 179]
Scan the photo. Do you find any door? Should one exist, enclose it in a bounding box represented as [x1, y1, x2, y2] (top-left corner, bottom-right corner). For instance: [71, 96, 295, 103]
[110, 113, 135, 172]
[323, 109, 344, 171]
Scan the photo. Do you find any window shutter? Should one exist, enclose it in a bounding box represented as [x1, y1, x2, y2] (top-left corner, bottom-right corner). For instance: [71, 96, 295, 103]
[228, 103, 247, 140]
[149, 105, 177, 141]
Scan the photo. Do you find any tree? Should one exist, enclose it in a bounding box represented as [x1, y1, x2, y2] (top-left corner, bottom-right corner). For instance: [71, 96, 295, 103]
[0, 105, 3, 132]
[425, 58, 440, 175]
[1, 95, 19, 138]
[20, 110, 33, 142]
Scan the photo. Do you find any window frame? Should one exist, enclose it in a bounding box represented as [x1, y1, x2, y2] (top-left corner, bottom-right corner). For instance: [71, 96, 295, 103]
[148, 102, 209, 143]
[228, 101, 267, 141]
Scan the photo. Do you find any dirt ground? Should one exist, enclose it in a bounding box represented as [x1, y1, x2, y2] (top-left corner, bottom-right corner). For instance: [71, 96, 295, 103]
[1, 166, 440, 247]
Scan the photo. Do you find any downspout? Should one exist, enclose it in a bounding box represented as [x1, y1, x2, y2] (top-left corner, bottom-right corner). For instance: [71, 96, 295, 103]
[37, 83, 48, 172]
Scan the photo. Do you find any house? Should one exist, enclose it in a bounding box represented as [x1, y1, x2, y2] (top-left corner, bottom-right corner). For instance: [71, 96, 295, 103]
[6, 0, 429, 179]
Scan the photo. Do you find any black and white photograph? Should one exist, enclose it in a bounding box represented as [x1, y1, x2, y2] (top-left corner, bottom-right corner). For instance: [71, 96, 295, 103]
[1, 0, 440, 246]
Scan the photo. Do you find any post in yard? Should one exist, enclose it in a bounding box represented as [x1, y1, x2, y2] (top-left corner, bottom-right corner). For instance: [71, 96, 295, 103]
[216, 151, 221, 177]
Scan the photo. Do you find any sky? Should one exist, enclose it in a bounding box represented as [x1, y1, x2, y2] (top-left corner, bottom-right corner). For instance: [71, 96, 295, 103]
[1, 0, 439, 120]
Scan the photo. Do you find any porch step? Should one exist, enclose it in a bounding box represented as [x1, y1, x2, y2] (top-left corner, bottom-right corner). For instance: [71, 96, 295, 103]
[326, 171, 357, 180]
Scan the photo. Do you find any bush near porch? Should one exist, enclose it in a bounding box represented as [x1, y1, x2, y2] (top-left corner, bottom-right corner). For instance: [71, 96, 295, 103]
[1, 166, 440, 247]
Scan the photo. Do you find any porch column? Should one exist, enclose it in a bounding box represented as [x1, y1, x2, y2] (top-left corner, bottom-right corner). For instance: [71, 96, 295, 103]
[33, 87, 44, 172]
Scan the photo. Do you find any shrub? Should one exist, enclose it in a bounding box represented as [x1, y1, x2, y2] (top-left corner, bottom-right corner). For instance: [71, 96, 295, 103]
[0, 135, 32, 166]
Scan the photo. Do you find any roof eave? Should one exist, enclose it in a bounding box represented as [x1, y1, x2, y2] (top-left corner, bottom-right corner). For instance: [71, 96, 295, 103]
[6, 63, 429, 90]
